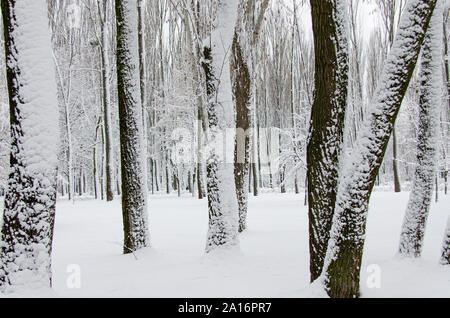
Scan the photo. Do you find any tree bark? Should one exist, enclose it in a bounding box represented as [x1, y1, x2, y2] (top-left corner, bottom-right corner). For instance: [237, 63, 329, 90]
[307, 0, 349, 282]
[115, 0, 150, 254]
[393, 127, 402, 192]
[232, 31, 251, 233]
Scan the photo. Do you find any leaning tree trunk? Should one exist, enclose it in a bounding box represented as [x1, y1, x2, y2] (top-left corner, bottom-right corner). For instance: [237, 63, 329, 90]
[115, 0, 150, 254]
[0, 0, 59, 289]
[307, 0, 349, 282]
[203, 0, 240, 253]
[399, 2, 443, 257]
[440, 216, 450, 265]
[321, 0, 438, 298]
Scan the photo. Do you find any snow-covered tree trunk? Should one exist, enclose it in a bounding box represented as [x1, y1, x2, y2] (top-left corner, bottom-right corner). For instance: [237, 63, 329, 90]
[440, 216, 450, 265]
[0, 0, 59, 289]
[232, 0, 269, 233]
[203, 0, 240, 252]
[307, 0, 349, 282]
[115, 0, 150, 254]
[321, 0, 438, 298]
[232, 29, 251, 233]
[100, 0, 115, 202]
[137, 0, 149, 193]
[399, 1, 443, 257]
[183, 3, 206, 200]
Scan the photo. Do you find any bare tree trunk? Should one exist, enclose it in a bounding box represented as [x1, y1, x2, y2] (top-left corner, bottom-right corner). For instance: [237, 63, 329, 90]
[307, 0, 349, 282]
[233, 0, 269, 232]
[97, 0, 114, 202]
[138, 0, 148, 192]
[232, 30, 251, 233]
[115, 0, 150, 253]
[393, 127, 402, 192]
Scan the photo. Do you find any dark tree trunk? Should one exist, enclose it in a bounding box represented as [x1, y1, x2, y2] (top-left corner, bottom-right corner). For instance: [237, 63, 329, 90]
[307, 0, 349, 282]
[115, 0, 150, 254]
[393, 127, 402, 192]
[232, 32, 251, 233]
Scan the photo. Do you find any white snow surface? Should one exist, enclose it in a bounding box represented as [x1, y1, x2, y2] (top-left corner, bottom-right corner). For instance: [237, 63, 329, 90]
[1, 191, 448, 298]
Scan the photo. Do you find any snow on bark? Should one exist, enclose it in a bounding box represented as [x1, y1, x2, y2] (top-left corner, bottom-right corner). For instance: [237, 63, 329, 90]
[204, 0, 240, 252]
[0, 0, 59, 290]
[320, 0, 438, 298]
[101, 1, 115, 203]
[232, 0, 269, 233]
[307, 0, 349, 282]
[440, 216, 450, 265]
[232, 30, 251, 233]
[115, 0, 150, 253]
[399, 1, 443, 258]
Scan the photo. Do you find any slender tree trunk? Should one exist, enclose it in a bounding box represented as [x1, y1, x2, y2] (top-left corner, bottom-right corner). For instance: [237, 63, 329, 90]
[232, 31, 251, 233]
[393, 127, 402, 192]
[93, 147, 98, 199]
[307, 0, 349, 282]
[232, 0, 269, 231]
[183, 3, 206, 200]
[100, 0, 114, 202]
[0, 0, 59, 289]
[115, 0, 150, 253]
[138, 0, 148, 192]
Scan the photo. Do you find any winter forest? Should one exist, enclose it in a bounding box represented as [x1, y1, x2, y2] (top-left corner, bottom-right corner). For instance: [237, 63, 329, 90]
[0, 0, 448, 299]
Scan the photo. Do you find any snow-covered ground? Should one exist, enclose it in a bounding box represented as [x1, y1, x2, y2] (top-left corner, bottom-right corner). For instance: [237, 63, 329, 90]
[3, 191, 450, 297]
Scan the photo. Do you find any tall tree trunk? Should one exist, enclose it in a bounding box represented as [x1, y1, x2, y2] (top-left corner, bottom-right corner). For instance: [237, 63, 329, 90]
[233, 0, 269, 232]
[399, 3, 442, 257]
[115, 0, 150, 254]
[0, 0, 59, 289]
[183, 3, 206, 200]
[232, 31, 251, 233]
[307, 0, 349, 282]
[321, 0, 438, 298]
[203, 0, 240, 252]
[137, 0, 148, 192]
[100, 0, 114, 202]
